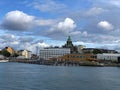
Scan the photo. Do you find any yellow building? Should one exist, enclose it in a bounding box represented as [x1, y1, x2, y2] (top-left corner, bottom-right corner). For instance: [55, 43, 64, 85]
[85, 54, 97, 61]
[3, 47, 15, 55]
[57, 54, 97, 62]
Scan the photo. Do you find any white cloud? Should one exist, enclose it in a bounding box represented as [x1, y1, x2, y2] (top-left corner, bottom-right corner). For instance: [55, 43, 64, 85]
[1, 10, 35, 30]
[74, 41, 85, 45]
[70, 31, 81, 36]
[86, 7, 106, 16]
[1, 34, 16, 42]
[111, 1, 120, 5]
[22, 42, 49, 54]
[11, 41, 19, 45]
[97, 21, 114, 30]
[19, 37, 34, 43]
[0, 34, 21, 49]
[48, 18, 77, 38]
[0, 33, 51, 53]
[31, 0, 66, 12]
[70, 31, 88, 37]
[108, 0, 120, 8]
[83, 31, 88, 36]
[1, 10, 59, 31]
[37, 42, 49, 47]
[57, 18, 76, 33]
[13, 41, 49, 54]
[35, 19, 56, 26]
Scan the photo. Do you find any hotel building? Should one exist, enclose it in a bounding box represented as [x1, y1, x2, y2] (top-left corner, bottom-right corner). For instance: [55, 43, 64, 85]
[39, 48, 70, 60]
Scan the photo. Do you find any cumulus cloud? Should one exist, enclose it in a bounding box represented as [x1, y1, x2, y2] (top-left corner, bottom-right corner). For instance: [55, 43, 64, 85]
[49, 18, 76, 34]
[37, 42, 49, 47]
[97, 21, 114, 30]
[0, 10, 58, 31]
[1, 10, 35, 30]
[1, 0, 120, 52]
[46, 18, 90, 41]
[58, 18, 76, 31]
[0, 33, 50, 53]
[1, 34, 16, 42]
[15, 41, 50, 54]
[0, 34, 20, 49]
[19, 42, 49, 53]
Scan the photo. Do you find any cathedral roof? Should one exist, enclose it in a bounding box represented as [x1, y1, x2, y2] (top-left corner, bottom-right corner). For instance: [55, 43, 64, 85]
[67, 36, 72, 42]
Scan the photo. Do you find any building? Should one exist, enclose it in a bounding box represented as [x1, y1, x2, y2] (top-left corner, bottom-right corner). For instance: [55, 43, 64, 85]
[97, 53, 120, 62]
[77, 45, 86, 53]
[62, 36, 77, 53]
[58, 53, 97, 62]
[16, 56, 25, 59]
[3, 46, 15, 55]
[0, 55, 5, 60]
[82, 48, 118, 54]
[39, 48, 70, 60]
[18, 50, 32, 59]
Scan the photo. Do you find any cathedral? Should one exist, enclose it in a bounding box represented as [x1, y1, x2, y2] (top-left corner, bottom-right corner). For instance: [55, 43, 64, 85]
[62, 36, 77, 53]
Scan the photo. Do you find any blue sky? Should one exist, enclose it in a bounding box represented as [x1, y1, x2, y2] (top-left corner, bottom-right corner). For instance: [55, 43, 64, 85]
[0, 0, 120, 53]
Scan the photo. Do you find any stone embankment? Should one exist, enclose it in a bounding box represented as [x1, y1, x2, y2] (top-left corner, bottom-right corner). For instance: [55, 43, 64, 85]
[9, 59, 120, 67]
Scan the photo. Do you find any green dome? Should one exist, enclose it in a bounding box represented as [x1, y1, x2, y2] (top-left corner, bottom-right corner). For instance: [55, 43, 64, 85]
[67, 36, 71, 42]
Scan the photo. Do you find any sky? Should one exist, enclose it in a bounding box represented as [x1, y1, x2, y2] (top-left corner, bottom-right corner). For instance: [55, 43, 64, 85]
[0, 0, 120, 53]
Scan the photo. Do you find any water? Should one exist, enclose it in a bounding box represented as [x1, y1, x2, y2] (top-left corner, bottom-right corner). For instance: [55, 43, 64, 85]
[0, 62, 120, 90]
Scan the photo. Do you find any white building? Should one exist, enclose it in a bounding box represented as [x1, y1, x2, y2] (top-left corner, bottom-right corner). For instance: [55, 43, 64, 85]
[0, 55, 5, 59]
[39, 48, 70, 60]
[97, 53, 120, 61]
[18, 50, 32, 59]
[16, 56, 25, 59]
[77, 45, 86, 53]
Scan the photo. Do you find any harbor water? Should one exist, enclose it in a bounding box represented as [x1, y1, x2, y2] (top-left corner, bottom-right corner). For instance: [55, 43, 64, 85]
[0, 62, 120, 90]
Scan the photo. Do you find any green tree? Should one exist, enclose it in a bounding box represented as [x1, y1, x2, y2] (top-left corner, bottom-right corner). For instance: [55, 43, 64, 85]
[2, 50, 11, 57]
[93, 49, 102, 54]
[13, 53, 19, 57]
[0, 51, 2, 55]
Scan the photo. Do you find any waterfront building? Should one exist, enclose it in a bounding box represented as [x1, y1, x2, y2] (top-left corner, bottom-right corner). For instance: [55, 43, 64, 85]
[39, 48, 70, 60]
[77, 45, 86, 53]
[16, 56, 25, 59]
[58, 53, 97, 62]
[97, 53, 120, 62]
[18, 50, 32, 59]
[31, 54, 39, 59]
[0, 55, 5, 60]
[82, 48, 118, 54]
[3, 46, 15, 55]
[62, 36, 77, 53]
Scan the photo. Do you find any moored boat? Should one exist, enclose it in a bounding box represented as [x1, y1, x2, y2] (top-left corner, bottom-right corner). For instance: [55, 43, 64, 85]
[0, 60, 9, 62]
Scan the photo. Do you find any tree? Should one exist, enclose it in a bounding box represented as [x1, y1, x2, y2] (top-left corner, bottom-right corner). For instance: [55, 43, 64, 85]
[2, 50, 11, 57]
[93, 49, 102, 54]
[0, 51, 2, 55]
[13, 53, 19, 57]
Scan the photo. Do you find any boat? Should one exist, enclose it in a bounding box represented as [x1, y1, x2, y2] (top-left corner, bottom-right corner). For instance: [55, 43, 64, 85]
[0, 60, 9, 62]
